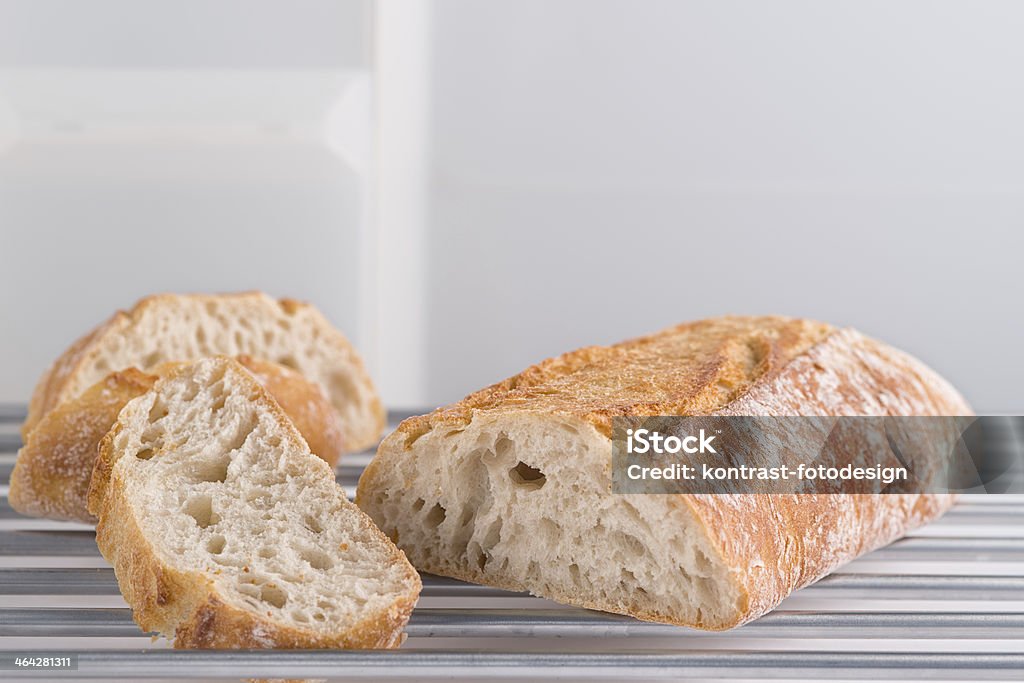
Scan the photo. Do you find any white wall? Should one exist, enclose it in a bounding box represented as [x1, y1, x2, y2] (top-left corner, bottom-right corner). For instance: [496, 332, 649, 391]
[423, 0, 1024, 412]
[1, 1, 1021, 413]
[0, 1, 373, 403]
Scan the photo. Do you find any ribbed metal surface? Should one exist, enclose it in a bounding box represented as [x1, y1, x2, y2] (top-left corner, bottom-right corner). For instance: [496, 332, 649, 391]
[1, 407, 1023, 680]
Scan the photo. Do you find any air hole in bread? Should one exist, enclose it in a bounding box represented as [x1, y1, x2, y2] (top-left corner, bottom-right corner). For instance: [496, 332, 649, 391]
[611, 531, 644, 558]
[292, 610, 309, 623]
[425, 503, 446, 528]
[313, 612, 326, 622]
[223, 423, 255, 453]
[317, 600, 335, 610]
[246, 488, 271, 507]
[233, 330, 244, 348]
[135, 448, 155, 461]
[509, 461, 546, 489]
[481, 518, 502, 551]
[181, 380, 200, 402]
[259, 584, 287, 608]
[300, 548, 333, 571]
[139, 425, 164, 451]
[206, 535, 226, 554]
[538, 518, 559, 541]
[147, 401, 169, 423]
[303, 515, 323, 534]
[210, 394, 227, 413]
[694, 549, 712, 575]
[494, 435, 513, 460]
[412, 498, 425, 512]
[196, 327, 207, 345]
[143, 351, 162, 369]
[468, 542, 487, 571]
[192, 457, 229, 484]
[329, 370, 357, 403]
[184, 494, 218, 528]
[278, 355, 299, 370]
[237, 582, 260, 598]
[258, 547, 275, 559]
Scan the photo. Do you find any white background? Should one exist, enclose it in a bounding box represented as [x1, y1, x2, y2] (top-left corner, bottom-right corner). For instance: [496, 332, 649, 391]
[1, 1, 1022, 412]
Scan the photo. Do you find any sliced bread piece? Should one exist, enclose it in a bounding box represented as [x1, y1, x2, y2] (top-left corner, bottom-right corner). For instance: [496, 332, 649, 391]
[88, 357, 419, 648]
[10, 356, 344, 523]
[25, 292, 384, 451]
[356, 316, 970, 630]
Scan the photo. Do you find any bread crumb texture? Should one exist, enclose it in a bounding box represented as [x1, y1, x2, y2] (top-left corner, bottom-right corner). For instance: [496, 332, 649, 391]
[357, 316, 970, 630]
[24, 292, 383, 451]
[91, 357, 419, 649]
[10, 357, 344, 523]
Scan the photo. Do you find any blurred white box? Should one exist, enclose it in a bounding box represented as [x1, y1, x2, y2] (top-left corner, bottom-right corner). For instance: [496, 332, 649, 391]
[0, 1, 377, 403]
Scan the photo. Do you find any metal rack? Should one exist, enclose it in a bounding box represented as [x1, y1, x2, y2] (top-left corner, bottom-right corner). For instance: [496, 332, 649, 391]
[1, 407, 1023, 680]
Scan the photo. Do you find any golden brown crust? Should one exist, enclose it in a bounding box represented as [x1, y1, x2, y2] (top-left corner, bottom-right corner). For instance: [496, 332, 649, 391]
[89, 358, 419, 650]
[24, 322, 112, 439]
[362, 317, 971, 630]
[11, 369, 157, 521]
[22, 292, 385, 450]
[11, 357, 344, 523]
[172, 588, 414, 649]
[677, 328, 970, 628]
[393, 316, 834, 445]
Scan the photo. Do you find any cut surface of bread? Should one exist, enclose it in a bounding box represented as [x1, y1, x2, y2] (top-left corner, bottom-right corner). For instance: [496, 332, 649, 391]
[10, 356, 344, 523]
[356, 316, 971, 630]
[25, 292, 384, 451]
[89, 357, 419, 648]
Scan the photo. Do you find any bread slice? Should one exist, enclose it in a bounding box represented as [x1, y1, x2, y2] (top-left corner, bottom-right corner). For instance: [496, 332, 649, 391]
[88, 357, 420, 648]
[24, 292, 384, 451]
[10, 356, 344, 523]
[356, 316, 971, 630]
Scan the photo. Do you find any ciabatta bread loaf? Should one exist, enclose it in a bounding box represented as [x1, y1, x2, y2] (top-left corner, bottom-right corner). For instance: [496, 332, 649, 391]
[356, 316, 971, 630]
[10, 356, 344, 523]
[88, 357, 420, 648]
[24, 292, 384, 451]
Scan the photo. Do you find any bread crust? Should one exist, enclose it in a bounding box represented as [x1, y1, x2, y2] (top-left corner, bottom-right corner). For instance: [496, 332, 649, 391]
[11, 369, 156, 522]
[89, 358, 420, 650]
[23, 292, 384, 451]
[358, 316, 971, 629]
[10, 357, 345, 523]
[389, 316, 836, 444]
